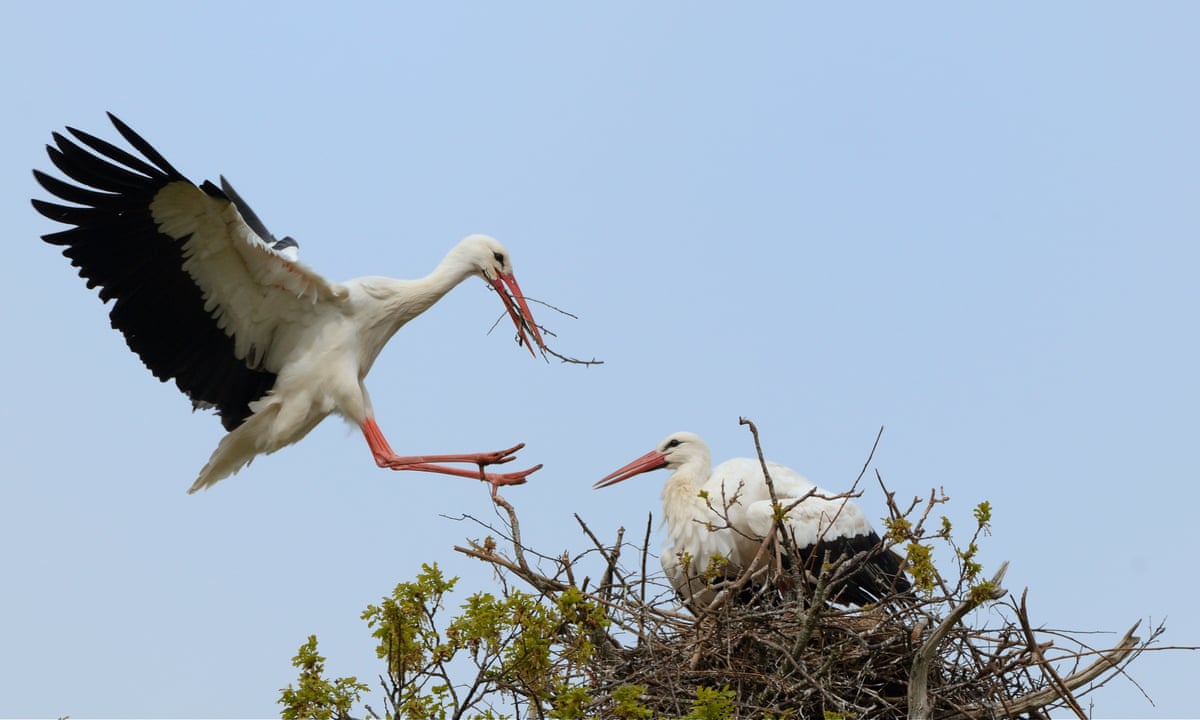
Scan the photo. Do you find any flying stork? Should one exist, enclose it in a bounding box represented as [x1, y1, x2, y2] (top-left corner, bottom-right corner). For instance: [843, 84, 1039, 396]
[595, 431, 910, 610]
[33, 113, 548, 494]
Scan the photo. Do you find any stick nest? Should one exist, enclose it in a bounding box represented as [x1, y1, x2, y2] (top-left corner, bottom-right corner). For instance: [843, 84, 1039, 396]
[454, 425, 1164, 718]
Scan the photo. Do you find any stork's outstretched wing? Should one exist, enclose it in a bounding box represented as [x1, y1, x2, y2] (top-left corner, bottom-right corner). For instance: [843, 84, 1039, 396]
[32, 113, 347, 430]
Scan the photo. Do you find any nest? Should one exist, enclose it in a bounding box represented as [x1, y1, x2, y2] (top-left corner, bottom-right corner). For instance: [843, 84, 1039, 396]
[454, 422, 1160, 718]
[455, 484, 1157, 720]
[593, 598, 919, 717]
[585, 579, 1146, 719]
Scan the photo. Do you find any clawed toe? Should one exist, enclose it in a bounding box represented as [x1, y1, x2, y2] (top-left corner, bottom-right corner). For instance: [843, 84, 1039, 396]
[477, 442, 526, 466]
[486, 463, 543, 496]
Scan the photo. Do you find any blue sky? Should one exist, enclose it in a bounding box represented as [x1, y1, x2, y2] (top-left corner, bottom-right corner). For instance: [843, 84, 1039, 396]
[2, 2, 1197, 716]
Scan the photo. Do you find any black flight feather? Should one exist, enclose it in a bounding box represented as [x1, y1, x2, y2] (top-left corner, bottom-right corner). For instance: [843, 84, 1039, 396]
[32, 114, 281, 431]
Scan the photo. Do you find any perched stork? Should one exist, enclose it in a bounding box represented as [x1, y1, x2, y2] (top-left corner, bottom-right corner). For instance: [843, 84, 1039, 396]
[595, 432, 910, 610]
[33, 113, 547, 494]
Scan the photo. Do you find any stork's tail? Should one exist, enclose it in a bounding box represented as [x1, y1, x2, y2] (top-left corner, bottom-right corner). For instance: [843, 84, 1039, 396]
[187, 404, 280, 493]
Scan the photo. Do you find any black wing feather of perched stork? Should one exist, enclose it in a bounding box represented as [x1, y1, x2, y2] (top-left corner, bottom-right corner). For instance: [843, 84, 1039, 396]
[33, 113, 548, 493]
[595, 431, 911, 612]
[778, 529, 907, 608]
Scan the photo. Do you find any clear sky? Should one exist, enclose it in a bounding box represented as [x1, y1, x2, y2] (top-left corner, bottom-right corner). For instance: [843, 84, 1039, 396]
[2, 2, 1197, 717]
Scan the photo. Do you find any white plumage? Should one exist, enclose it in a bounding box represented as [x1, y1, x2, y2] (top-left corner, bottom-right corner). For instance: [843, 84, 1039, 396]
[34, 114, 547, 494]
[596, 431, 909, 610]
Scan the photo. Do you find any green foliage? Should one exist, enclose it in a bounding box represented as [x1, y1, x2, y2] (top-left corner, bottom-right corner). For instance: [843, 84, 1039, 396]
[687, 685, 736, 720]
[894, 498, 998, 597]
[360, 563, 459, 720]
[957, 541, 982, 582]
[957, 503, 996, 605]
[609, 684, 654, 719]
[968, 579, 1000, 606]
[905, 540, 937, 592]
[284, 560, 621, 719]
[446, 583, 607, 712]
[973, 500, 992, 528]
[548, 684, 592, 719]
[278, 635, 368, 720]
[884, 515, 912, 544]
[703, 553, 730, 582]
[946, 502, 995, 593]
[362, 562, 458, 665]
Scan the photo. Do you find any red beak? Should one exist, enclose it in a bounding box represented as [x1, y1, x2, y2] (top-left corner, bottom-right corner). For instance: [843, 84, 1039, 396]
[594, 449, 668, 489]
[491, 272, 546, 357]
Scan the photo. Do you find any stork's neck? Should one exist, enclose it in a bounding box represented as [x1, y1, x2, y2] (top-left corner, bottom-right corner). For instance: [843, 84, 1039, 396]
[363, 244, 480, 321]
[660, 456, 714, 535]
[350, 244, 483, 371]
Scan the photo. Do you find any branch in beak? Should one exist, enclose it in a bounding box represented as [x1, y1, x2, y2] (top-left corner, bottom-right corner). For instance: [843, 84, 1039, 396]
[491, 272, 546, 357]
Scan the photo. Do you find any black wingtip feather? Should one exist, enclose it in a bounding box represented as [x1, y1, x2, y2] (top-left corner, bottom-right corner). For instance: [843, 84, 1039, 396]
[67, 125, 172, 181]
[106, 112, 186, 179]
[33, 169, 124, 209]
[48, 133, 152, 194]
[33, 114, 279, 431]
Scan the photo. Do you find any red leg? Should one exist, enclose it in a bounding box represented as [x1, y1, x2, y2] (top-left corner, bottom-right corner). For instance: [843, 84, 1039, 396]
[361, 418, 540, 492]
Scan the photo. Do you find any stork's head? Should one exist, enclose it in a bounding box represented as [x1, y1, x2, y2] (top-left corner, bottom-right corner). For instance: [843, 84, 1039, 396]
[458, 234, 546, 357]
[594, 431, 712, 489]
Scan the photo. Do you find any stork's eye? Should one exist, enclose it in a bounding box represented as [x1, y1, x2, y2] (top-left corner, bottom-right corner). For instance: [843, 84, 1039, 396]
[493, 251, 505, 264]
[665, 438, 682, 450]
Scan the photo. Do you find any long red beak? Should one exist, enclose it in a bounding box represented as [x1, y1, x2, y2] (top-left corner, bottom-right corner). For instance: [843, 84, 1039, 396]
[594, 449, 668, 489]
[491, 272, 546, 357]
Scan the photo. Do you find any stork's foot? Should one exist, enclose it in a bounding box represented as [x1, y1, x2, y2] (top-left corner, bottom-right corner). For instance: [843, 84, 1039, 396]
[361, 419, 538, 491]
[483, 463, 543, 496]
[377, 453, 541, 493]
[374, 442, 527, 470]
[472, 442, 526, 467]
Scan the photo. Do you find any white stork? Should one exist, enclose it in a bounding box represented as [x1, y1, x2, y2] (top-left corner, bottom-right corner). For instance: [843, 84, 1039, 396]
[33, 113, 548, 494]
[595, 432, 910, 610]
